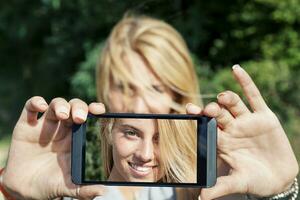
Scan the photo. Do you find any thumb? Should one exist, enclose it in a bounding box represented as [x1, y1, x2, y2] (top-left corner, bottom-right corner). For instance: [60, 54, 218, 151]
[73, 185, 105, 200]
[200, 175, 244, 200]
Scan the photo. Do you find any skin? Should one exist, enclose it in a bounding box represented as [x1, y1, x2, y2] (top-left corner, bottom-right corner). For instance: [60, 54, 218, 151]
[108, 118, 161, 182]
[109, 52, 174, 114]
[188, 65, 299, 199]
[1, 64, 298, 200]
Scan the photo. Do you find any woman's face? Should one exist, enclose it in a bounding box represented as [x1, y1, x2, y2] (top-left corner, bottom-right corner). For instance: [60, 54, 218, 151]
[106, 53, 174, 182]
[109, 118, 161, 182]
[108, 53, 174, 114]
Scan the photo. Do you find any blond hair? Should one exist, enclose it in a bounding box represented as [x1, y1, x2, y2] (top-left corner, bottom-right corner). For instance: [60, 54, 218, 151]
[97, 14, 201, 183]
[158, 119, 197, 183]
[96, 14, 202, 110]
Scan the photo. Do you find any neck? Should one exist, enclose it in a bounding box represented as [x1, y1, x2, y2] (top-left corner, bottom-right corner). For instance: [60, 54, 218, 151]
[118, 186, 143, 200]
[108, 165, 124, 181]
[108, 166, 143, 200]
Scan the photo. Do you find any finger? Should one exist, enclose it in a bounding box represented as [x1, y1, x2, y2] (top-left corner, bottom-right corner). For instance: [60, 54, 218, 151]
[43, 98, 71, 122]
[186, 103, 202, 114]
[79, 185, 105, 200]
[232, 64, 268, 112]
[218, 153, 237, 170]
[200, 175, 244, 200]
[89, 102, 106, 115]
[20, 96, 48, 124]
[203, 102, 235, 130]
[217, 91, 250, 117]
[217, 129, 232, 155]
[69, 98, 89, 124]
[68, 185, 105, 200]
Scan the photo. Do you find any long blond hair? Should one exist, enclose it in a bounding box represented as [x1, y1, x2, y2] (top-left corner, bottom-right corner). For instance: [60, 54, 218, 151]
[97, 14, 201, 183]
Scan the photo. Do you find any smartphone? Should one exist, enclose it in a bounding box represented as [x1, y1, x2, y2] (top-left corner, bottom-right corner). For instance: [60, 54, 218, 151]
[71, 113, 217, 187]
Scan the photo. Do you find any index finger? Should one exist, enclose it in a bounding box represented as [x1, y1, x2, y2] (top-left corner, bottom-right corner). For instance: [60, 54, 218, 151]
[232, 64, 268, 112]
[19, 96, 48, 124]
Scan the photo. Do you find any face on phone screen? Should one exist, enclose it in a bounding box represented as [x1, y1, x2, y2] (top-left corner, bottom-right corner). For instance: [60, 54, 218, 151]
[85, 117, 197, 184]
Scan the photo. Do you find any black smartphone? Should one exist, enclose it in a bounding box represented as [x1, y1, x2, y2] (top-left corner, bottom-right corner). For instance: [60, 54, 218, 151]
[71, 113, 216, 187]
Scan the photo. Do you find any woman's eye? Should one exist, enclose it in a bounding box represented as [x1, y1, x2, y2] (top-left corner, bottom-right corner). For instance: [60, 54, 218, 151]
[115, 83, 136, 96]
[116, 83, 124, 91]
[153, 134, 159, 144]
[152, 85, 165, 93]
[124, 130, 138, 137]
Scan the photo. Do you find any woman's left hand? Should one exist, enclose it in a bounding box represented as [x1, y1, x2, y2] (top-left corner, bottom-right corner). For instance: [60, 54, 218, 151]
[186, 65, 299, 200]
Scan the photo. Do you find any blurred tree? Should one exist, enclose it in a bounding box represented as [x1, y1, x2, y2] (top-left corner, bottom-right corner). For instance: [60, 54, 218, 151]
[0, 0, 191, 137]
[0, 1, 299, 170]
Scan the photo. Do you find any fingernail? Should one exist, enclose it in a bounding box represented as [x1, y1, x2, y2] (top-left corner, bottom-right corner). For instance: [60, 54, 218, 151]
[57, 106, 69, 117]
[217, 92, 226, 99]
[38, 100, 48, 109]
[74, 109, 87, 121]
[232, 64, 241, 70]
[186, 103, 202, 114]
[96, 103, 106, 112]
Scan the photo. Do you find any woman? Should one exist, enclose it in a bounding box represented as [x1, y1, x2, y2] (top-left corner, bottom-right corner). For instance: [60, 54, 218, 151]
[105, 118, 164, 183]
[0, 14, 298, 200]
[97, 14, 199, 189]
[98, 117, 196, 183]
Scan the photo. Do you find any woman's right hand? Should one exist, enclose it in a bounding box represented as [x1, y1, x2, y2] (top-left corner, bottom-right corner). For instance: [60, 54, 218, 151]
[2, 97, 105, 200]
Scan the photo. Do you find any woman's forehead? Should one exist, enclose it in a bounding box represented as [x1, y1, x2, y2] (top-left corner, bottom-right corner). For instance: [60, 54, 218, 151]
[114, 118, 158, 134]
[113, 51, 163, 85]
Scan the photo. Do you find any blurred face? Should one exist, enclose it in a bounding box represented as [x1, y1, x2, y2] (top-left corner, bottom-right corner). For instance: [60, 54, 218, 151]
[108, 53, 174, 114]
[108, 118, 161, 182]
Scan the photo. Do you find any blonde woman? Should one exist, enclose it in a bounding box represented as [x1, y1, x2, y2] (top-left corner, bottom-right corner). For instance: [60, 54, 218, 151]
[1, 14, 298, 200]
[98, 117, 197, 183]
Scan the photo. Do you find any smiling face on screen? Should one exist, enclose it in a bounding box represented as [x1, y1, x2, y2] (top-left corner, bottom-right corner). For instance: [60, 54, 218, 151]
[108, 118, 162, 182]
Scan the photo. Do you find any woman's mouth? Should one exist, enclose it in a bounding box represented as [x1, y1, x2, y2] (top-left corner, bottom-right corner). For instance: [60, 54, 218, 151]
[128, 162, 158, 178]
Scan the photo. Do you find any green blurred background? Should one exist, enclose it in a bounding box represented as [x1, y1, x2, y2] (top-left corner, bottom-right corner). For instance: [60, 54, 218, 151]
[0, 0, 299, 197]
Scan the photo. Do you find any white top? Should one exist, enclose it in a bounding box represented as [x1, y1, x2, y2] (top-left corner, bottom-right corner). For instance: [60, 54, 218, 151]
[64, 186, 175, 200]
[95, 186, 175, 200]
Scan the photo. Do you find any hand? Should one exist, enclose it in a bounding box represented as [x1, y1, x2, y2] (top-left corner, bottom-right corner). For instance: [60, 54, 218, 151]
[2, 97, 106, 200]
[186, 65, 299, 199]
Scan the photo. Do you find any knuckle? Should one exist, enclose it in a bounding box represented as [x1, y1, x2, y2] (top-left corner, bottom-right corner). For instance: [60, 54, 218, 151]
[51, 97, 67, 104]
[89, 102, 105, 109]
[204, 102, 219, 117]
[69, 98, 83, 105]
[98, 102, 105, 107]
[31, 96, 44, 102]
[250, 89, 261, 99]
[50, 98, 70, 113]
[241, 75, 252, 87]
[217, 135, 227, 149]
[69, 98, 82, 103]
[208, 102, 218, 107]
[25, 96, 44, 110]
[217, 107, 227, 119]
[26, 96, 42, 105]
[224, 90, 233, 95]
[25, 98, 32, 107]
[227, 92, 240, 105]
[70, 98, 88, 108]
[232, 92, 241, 101]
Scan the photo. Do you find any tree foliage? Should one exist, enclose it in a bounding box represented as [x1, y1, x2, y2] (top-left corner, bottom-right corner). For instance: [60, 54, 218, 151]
[0, 1, 299, 168]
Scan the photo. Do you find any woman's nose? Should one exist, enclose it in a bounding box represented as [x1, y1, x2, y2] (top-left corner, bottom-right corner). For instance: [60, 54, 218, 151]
[135, 140, 154, 163]
[128, 95, 151, 113]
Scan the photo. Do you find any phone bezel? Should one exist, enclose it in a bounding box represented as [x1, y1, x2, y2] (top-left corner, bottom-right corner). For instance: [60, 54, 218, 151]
[71, 113, 216, 187]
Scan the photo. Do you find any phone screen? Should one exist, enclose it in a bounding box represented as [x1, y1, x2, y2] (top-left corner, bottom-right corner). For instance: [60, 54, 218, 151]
[84, 116, 198, 184]
[72, 113, 216, 187]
